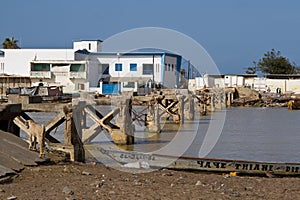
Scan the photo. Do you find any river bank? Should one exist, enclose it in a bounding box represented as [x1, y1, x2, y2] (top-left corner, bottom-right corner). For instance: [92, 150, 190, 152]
[1, 152, 300, 200]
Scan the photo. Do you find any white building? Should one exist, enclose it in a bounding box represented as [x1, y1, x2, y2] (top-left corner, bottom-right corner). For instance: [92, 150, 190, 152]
[0, 40, 182, 94]
[194, 74, 224, 89]
[75, 51, 182, 94]
[29, 60, 97, 93]
[224, 74, 257, 88]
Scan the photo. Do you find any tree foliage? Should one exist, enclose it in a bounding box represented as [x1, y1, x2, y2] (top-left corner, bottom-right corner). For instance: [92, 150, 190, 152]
[246, 49, 299, 74]
[2, 37, 20, 49]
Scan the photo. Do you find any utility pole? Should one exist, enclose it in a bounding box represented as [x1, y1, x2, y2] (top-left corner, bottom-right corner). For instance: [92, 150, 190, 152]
[152, 55, 155, 89]
[188, 60, 190, 79]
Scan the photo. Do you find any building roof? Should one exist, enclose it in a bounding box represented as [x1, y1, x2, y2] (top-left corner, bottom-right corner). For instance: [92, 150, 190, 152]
[225, 74, 258, 78]
[75, 50, 181, 58]
[265, 74, 300, 79]
[204, 74, 224, 78]
[30, 60, 87, 64]
[100, 77, 152, 82]
[77, 39, 103, 42]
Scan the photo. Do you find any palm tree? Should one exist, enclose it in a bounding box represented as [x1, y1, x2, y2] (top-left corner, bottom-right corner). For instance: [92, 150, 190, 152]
[2, 37, 20, 49]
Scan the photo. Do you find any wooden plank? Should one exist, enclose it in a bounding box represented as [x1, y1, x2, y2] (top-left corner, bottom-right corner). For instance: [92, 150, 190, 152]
[22, 103, 69, 112]
[84, 106, 120, 133]
[82, 123, 103, 144]
[45, 111, 65, 134]
[13, 116, 31, 137]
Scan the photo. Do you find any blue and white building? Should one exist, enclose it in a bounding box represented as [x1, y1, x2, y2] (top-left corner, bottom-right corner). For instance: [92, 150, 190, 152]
[75, 51, 182, 94]
[0, 40, 182, 94]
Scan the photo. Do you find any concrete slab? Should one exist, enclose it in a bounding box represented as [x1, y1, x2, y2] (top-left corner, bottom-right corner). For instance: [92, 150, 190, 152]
[0, 164, 15, 178]
[0, 130, 45, 167]
[0, 152, 24, 172]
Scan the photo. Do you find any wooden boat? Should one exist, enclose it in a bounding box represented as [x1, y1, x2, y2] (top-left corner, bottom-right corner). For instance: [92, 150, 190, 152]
[96, 147, 300, 176]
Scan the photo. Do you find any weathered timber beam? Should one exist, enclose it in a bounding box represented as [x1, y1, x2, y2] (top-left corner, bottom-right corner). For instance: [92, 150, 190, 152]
[102, 108, 120, 125]
[13, 116, 32, 137]
[84, 107, 115, 133]
[45, 112, 65, 134]
[132, 96, 154, 102]
[13, 115, 60, 143]
[82, 123, 103, 144]
[22, 103, 69, 112]
[158, 101, 178, 117]
[85, 105, 119, 129]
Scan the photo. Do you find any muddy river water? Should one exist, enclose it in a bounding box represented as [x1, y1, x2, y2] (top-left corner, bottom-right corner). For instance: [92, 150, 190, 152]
[23, 106, 300, 163]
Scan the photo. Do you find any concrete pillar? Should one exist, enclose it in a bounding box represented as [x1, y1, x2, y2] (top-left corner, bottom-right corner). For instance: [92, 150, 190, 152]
[177, 95, 184, 124]
[221, 91, 227, 109]
[146, 100, 161, 133]
[72, 101, 86, 138]
[185, 95, 194, 120]
[210, 94, 215, 112]
[227, 92, 232, 107]
[64, 110, 85, 162]
[7, 119, 20, 137]
[200, 103, 207, 116]
[113, 97, 134, 145]
[215, 92, 222, 110]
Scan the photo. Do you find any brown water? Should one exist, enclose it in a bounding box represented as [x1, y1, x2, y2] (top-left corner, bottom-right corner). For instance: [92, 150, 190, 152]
[22, 106, 300, 163]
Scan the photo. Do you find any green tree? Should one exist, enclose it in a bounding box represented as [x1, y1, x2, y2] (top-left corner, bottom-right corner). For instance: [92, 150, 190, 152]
[2, 37, 20, 49]
[246, 49, 299, 74]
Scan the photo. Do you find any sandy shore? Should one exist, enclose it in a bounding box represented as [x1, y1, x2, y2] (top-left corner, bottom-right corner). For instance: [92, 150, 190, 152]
[1, 152, 300, 200]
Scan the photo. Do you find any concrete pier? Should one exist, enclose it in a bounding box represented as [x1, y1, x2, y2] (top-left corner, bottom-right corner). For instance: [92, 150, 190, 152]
[113, 97, 135, 145]
[145, 98, 161, 133]
[184, 95, 195, 120]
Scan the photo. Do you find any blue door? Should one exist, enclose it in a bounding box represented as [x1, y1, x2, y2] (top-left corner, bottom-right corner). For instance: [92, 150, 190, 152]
[102, 83, 120, 95]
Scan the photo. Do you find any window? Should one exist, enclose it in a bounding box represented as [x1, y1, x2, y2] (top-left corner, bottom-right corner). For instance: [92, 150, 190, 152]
[70, 64, 85, 72]
[32, 63, 50, 71]
[168, 64, 170, 71]
[115, 63, 122, 71]
[100, 64, 109, 74]
[123, 82, 135, 88]
[130, 63, 137, 71]
[143, 64, 153, 75]
[78, 83, 85, 90]
[165, 63, 167, 71]
[172, 64, 174, 71]
[88, 43, 91, 50]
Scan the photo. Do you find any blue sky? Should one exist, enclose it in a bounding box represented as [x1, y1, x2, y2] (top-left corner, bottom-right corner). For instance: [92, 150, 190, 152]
[1, 0, 300, 74]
